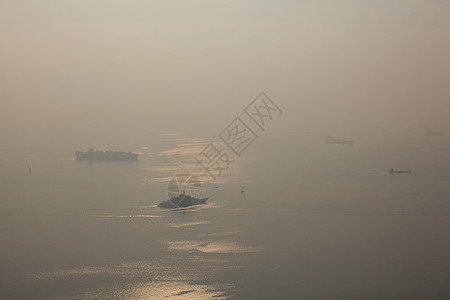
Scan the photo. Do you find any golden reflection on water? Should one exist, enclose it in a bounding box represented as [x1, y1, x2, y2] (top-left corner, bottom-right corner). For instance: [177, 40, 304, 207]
[168, 221, 211, 228]
[138, 134, 249, 185]
[25, 133, 260, 299]
[31, 260, 236, 299]
[164, 240, 260, 254]
[84, 214, 162, 218]
[110, 282, 233, 300]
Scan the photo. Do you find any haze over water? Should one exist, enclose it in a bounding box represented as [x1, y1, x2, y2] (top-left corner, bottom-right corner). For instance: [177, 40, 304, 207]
[1, 1, 450, 299]
[1, 129, 449, 299]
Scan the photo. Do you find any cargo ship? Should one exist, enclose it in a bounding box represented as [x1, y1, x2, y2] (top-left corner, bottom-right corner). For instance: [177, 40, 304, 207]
[389, 168, 411, 175]
[75, 148, 138, 161]
[326, 136, 354, 146]
[425, 128, 443, 136]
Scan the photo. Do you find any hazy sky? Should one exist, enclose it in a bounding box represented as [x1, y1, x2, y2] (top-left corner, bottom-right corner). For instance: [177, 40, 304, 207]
[1, 0, 450, 140]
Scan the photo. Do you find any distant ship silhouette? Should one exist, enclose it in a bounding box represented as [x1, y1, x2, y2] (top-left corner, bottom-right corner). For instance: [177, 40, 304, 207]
[326, 136, 354, 146]
[75, 148, 138, 161]
[389, 168, 411, 175]
[425, 128, 443, 136]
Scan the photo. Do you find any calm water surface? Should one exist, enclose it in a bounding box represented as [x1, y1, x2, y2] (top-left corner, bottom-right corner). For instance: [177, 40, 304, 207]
[1, 130, 449, 299]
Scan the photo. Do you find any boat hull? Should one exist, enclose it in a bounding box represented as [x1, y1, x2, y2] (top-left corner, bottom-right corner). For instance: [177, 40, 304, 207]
[158, 197, 208, 209]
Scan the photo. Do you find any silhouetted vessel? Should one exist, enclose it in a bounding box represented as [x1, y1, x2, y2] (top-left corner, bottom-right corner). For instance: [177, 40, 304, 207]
[75, 148, 138, 161]
[326, 136, 354, 146]
[389, 168, 411, 175]
[425, 128, 443, 136]
[158, 193, 208, 209]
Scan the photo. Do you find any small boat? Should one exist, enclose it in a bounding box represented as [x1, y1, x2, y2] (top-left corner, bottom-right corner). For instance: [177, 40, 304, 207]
[326, 136, 354, 146]
[389, 168, 411, 175]
[158, 192, 208, 209]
